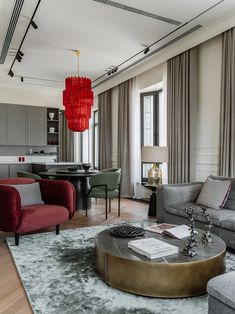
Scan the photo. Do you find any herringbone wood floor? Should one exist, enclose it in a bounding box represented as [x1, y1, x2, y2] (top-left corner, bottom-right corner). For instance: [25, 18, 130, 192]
[0, 198, 148, 314]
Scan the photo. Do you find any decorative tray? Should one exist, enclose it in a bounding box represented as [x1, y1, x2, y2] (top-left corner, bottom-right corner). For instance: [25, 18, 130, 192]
[110, 225, 145, 238]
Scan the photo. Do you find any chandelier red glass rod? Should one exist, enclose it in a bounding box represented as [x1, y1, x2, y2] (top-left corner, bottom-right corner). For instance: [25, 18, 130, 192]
[63, 50, 93, 132]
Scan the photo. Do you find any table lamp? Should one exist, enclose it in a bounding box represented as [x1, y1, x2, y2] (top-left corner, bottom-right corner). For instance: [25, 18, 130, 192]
[141, 146, 168, 185]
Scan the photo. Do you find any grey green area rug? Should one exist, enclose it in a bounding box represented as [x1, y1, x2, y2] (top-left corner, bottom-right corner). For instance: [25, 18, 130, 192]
[7, 226, 235, 314]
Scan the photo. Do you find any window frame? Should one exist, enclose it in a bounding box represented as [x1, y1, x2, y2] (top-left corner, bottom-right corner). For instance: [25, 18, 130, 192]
[140, 90, 162, 182]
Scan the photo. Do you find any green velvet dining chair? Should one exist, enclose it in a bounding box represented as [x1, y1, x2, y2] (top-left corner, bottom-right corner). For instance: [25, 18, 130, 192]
[86, 171, 121, 219]
[17, 171, 41, 180]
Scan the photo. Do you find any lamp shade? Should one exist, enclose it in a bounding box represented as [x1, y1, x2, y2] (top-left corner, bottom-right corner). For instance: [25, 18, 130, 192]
[141, 146, 168, 163]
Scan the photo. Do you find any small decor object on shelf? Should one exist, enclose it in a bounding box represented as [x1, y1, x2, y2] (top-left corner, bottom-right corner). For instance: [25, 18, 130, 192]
[200, 204, 214, 243]
[49, 127, 55, 133]
[182, 207, 198, 257]
[110, 225, 145, 238]
[48, 112, 55, 120]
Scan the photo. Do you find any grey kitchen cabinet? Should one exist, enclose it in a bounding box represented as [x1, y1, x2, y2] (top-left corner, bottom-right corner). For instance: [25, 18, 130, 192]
[28, 106, 46, 146]
[8, 105, 27, 145]
[9, 164, 31, 177]
[0, 104, 7, 145]
[0, 165, 9, 178]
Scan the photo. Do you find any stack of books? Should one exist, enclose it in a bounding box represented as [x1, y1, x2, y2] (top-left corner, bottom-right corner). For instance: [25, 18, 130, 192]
[128, 238, 179, 259]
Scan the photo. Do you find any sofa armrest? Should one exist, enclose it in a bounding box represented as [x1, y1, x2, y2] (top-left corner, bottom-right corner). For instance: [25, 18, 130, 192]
[0, 185, 21, 232]
[38, 179, 76, 218]
[156, 182, 203, 223]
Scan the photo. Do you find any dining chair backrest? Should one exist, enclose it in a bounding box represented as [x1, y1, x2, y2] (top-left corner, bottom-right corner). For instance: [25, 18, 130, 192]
[101, 168, 121, 173]
[89, 172, 120, 190]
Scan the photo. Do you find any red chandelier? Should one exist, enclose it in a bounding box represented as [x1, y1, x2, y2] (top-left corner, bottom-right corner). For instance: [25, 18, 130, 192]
[63, 51, 93, 132]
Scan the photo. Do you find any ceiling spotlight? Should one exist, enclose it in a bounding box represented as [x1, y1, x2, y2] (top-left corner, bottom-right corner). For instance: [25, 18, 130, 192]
[30, 20, 38, 29]
[108, 71, 111, 76]
[144, 47, 150, 54]
[18, 51, 24, 56]
[8, 70, 14, 77]
[16, 54, 22, 62]
[114, 67, 118, 72]
[21, 77, 24, 82]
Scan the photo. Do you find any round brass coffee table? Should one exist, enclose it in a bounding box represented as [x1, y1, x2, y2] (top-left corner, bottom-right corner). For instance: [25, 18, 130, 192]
[95, 227, 226, 298]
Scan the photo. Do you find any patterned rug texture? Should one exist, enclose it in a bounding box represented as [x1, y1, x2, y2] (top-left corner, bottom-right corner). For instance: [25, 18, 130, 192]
[7, 225, 235, 314]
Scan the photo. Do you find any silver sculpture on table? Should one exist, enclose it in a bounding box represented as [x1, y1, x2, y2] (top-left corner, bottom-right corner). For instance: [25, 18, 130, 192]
[182, 207, 198, 257]
[200, 204, 214, 243]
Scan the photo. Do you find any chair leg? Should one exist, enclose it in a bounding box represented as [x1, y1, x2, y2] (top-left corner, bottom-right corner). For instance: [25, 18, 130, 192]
[56, 224, 60, 235]
[105, 198, 108, 219]
[109, 198, 111, 213]
[118, 187, 121, 217]
[85, 195, 88, 217]
[15, 233, 19, 246]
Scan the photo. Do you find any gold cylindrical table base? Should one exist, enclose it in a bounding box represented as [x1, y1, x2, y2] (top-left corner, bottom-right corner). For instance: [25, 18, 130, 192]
[95, 228, 226, 298]
[96, 249, 225, 298]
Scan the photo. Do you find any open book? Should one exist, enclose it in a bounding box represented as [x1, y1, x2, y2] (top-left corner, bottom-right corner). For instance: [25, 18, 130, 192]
[146, 224, 198, 239]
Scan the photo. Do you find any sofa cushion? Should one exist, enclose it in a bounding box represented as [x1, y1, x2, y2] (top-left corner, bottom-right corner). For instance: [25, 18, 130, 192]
[16, 204, 69, 233]
[166, 203, 235, 227]
[210, 175, 235, 210]
[8, 182, 44, 206]
[207, 272, 235, 310]
[196, 177, 231, 209]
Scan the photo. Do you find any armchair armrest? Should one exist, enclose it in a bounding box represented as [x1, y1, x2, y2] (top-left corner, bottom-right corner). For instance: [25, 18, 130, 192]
[38, 179, 76, 218]
[0, 185, 21, 232]
[156, 182, 203, 223]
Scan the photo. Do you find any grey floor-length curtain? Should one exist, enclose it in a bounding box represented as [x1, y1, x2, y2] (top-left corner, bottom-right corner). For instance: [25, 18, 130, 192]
[219, 28, 235, 177]
[167, 47, 198, 183]
[59, 111, 74, 162]
[118, 79, 134, 196]
[98, 90, 112, 170]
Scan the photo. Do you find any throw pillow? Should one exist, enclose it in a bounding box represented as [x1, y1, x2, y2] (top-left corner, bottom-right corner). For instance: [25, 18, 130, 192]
[196, 177, 231, 209]
[8, 182, 44, 206]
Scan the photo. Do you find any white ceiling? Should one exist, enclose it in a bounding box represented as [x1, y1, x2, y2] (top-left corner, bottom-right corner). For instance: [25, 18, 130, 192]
[0, 0, 235, 89]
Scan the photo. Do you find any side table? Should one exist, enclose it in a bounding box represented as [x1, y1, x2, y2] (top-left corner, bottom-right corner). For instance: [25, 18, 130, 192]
[144, 184, 158, 217]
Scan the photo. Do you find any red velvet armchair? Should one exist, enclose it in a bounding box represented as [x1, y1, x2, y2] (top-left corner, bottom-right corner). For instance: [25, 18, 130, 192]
[0, 178, 76, 245]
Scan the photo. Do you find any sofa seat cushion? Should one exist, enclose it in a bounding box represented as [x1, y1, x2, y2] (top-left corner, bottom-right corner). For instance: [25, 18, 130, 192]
[207, 272, 235, 310]
[166, 203, 234, 227]
[16, 204, 69, 233]
[220, 218, 235, 232]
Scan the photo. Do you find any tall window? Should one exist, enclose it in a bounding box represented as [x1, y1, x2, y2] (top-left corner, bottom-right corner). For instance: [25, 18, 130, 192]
[141, 90, 163, 182]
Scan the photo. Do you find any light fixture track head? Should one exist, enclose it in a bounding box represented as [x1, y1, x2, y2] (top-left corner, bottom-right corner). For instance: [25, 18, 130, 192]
[21, 76, 24, 82]
[8, 70, 14, 77]
[144, 47, 150, 54]
[31, 20, 38, 29]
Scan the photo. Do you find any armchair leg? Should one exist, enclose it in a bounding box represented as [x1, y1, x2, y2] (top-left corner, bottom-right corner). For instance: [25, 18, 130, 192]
[56, 224, 60, 235]
[109, 198, 111, 213]
[15, 233, 19, 246]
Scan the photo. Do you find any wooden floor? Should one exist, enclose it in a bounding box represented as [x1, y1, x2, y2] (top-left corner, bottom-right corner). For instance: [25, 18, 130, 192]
[0, 198, 148, 314]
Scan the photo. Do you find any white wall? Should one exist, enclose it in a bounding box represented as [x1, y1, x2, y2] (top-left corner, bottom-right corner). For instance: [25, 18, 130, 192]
[196, 35, 222, 181]
[0, 83, 62, 108]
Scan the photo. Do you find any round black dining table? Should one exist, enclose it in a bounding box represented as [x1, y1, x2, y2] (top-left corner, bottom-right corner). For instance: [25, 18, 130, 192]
[39, 169, 99, 210]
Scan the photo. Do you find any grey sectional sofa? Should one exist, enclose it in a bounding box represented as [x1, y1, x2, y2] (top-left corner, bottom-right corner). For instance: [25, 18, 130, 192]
[156, 175, 235, 250]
